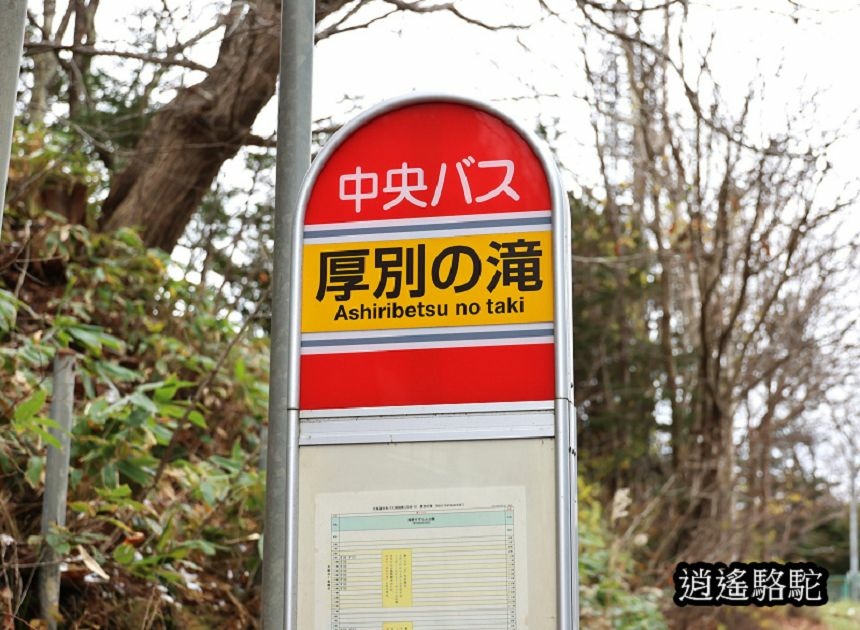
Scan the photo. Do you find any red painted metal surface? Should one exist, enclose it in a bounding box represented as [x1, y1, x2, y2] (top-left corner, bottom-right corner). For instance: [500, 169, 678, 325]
[300, 343, 554, 410]
[305, 103, 550, 225]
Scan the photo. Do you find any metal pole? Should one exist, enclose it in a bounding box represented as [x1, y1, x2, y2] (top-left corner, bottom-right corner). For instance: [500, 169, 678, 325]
[552, 185, 577, 629]
[262, 0, 314, 628]
[38, 350, 76, 630]
[850, 465, 859, 599]
[0, 0, 28, 232]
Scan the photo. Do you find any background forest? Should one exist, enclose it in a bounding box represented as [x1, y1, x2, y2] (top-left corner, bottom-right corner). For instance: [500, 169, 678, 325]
[2, 1, 860, 628]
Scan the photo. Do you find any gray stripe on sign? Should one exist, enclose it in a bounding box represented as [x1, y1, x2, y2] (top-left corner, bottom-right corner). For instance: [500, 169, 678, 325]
[301, 326, 554, 348]
[304, 215, 551, 240]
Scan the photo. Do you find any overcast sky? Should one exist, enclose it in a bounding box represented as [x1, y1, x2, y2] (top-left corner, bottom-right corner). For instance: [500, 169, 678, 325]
[91, 0, 860, 195]
[307, 1, 860, 192]
[89, 0, 860, 484]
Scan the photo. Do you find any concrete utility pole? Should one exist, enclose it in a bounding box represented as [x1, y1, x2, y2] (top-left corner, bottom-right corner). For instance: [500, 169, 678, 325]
[38, 351, 77, 629]
[0, 0, 28, 232]
[262, 0, 315, 628]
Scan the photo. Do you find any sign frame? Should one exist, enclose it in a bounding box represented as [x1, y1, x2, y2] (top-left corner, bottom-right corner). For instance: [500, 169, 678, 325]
[283, 93, 576, 629]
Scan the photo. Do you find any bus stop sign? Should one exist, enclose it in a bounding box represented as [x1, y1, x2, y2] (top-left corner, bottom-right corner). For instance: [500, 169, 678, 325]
[286, 95, 576, 630]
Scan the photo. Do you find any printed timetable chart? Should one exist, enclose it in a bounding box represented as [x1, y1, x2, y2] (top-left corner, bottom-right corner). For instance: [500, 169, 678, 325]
[331, 510, 514, 629]
[316, 488, 528, 630]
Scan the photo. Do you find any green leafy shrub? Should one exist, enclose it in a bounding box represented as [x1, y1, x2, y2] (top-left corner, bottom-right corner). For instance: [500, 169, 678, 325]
[1, 135, 270, 625]
[579, 479, 668, 629]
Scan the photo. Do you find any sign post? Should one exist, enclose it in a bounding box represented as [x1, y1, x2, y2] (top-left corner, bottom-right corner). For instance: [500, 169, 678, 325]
[285, 94, 576, 629]
[0, 0, 28, 231]
[262, 0, 315, 628]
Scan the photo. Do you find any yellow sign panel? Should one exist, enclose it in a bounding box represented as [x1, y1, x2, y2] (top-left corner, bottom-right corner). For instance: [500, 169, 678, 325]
[302, 232, 553, 333]
[382, 549, 413, 608]
[382, 623, 413, 630]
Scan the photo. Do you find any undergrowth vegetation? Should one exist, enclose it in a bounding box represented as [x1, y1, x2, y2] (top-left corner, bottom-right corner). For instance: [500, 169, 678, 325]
[578, 480, 667, 629]
[2, 129, 268, 627]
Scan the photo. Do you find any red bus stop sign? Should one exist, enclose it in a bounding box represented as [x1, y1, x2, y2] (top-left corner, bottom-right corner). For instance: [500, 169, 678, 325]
[299, 100, 559, 413]
[287, 95, 577, 630]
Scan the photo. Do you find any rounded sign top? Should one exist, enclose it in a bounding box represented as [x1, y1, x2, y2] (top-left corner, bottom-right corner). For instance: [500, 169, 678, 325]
[297, 96, 561, 411]
[305, 102, 551, 225]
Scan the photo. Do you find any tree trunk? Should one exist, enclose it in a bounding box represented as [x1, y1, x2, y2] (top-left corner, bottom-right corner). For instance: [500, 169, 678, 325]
[99, 0, 280, 251]
[100, 0, 349, 252]
[29, 0, 58, 125]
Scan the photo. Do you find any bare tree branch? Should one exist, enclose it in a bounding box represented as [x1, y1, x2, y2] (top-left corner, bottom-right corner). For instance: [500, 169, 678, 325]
[23, 42, 211, 73]
[383, 0, 526, 30]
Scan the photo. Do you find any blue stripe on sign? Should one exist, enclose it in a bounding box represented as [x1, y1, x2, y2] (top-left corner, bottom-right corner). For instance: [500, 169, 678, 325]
[301, 326, 553, 348]
[303, 215, 551, 240]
